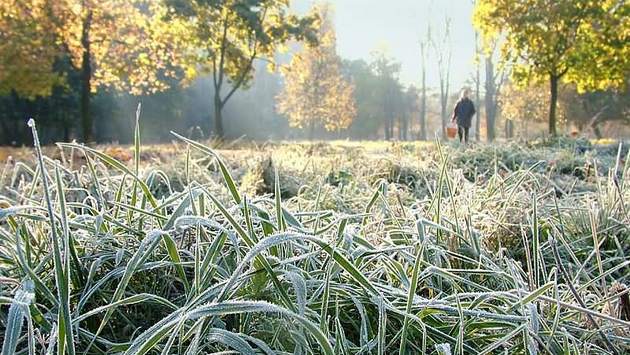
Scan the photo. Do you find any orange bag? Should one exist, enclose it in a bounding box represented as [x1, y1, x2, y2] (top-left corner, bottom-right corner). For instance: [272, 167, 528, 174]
[446, 123, 458, 139]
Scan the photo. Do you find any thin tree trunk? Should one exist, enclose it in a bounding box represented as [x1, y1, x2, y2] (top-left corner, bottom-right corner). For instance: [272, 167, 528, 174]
[474, 32, 481, 141]
[419, 42, 427, 141]
[384, 87, 392, 140]
[505, 119, 514, 139]
[592, 123, 603, 139]
[0, 114, 9, 145]
[440, 93, 447, 139]
[403, 115, 408, 140]
[439, 63, 450, 140]
[549, 74, 559, 136]
[80, 11, 93, 143]
[214, 92, 224, 138]
[588, 107, 608, 139]
[503, 120, 510, 139]
[390, 116, 394, 140]
[433, 18, 451, 140]
[420, 79, 427, 141]
[0, 95, 10, 144]
[484, 57, 496, 142]
[63, 114, 70, 141]
[384, 115, 390, 140]
[308, 120, 316, 141]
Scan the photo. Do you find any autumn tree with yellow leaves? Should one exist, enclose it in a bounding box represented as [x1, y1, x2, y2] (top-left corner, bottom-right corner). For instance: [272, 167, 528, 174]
[165, 0, 318, 139]
[0, 0, 186, 142]
[276, 5, 356, 140]
[474, 0, 629, 136]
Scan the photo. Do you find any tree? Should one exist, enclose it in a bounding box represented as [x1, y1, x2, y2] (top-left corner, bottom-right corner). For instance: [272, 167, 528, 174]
[484, 56, 497, 140]
[473, 33, 482, 141]
[276, 4, 356, 140]
[418, 29, 429, 140]
[401, 86, 419, 141]
[0, 1, 64, 98]
[483, 46, 507, 142]
[166, 0, 317, 139]
[342, 59, 384, 139]
[560, 85, 630, 138]
[474, 0, 629, 136]
[371, 50, 402, 140]
[430, 17, 452, 139]
[500, 81, 630, 138]
[0, 0, 183, 142]
[500, 82, 564, 137]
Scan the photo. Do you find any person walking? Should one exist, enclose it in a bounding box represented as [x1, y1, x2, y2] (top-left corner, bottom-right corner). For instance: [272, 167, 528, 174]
[451, 88, 476, 144]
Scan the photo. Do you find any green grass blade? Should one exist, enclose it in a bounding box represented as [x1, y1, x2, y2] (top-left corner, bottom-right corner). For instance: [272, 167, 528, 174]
[1, 280, 35, 355]
[56, 142, 158, 209]
[170, 131, 241, 204]
[28, 119, 75, 355]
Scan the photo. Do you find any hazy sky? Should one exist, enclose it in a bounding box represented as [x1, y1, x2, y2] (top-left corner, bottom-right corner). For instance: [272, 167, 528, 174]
[293, 0, 477, 90]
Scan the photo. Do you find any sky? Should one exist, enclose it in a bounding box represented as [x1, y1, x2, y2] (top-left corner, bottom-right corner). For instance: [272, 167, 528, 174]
[292, 0, 477, 91]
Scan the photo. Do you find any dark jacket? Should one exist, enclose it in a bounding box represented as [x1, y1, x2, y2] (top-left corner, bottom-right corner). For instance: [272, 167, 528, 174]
[453, 97, 476, 128]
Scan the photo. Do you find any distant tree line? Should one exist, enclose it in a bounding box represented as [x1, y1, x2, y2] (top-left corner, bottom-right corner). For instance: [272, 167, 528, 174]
[0, 0, 628, 145]
[0, 0, 317, 144]
[0, 0, 423, 145]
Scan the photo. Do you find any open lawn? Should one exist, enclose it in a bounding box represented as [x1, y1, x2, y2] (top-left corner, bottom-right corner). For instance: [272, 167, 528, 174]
[1, 134, 629, 354]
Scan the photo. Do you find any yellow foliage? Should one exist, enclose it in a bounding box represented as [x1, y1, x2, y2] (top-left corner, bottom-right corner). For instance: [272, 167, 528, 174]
[0, 0, 189, 97]
[0, 0, 65, 97]
[473, 0, 629, 91]
[276, 4, 356, 135]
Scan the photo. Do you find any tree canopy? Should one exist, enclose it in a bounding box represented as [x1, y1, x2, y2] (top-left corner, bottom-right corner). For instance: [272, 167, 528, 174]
[0, 0, 185, 141]
[276, 4, 356, 139]
[166, 0, 318, 138]
[474, 0, 629, 136]
[0, 1, 64, 98]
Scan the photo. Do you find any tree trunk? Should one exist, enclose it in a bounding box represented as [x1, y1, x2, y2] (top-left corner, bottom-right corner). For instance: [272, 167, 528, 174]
[485, 108, 495, 141]
[475, 83, 481, 141]
[503, 120, 510, 139]
[549, 74, 559, 136]
[398, 115, 406, 140]
[402, 115, 408, 140]
[308, 120, 315, 141]
[474, 33, 481, 141]
[440, 93, 447, 139]
[440, 73, 449, 140]
[0, 95, 10, 144]
[505, 119, 514, 139]
[484, 57, 496, 142]
[420, 81, 427, 140]
[384, 88, 392, 140]
[63, 114, 71, 141]
[80, 11, 93, 143]
[592, 123, 603, 139]
[419, 43, 427, 141]
[213, 92, 224, 138]
[389, 116, 394, 140]
[0, 114, 9, 145]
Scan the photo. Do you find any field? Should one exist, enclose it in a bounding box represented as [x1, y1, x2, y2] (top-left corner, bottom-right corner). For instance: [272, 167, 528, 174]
[1, 128, 629, 354]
